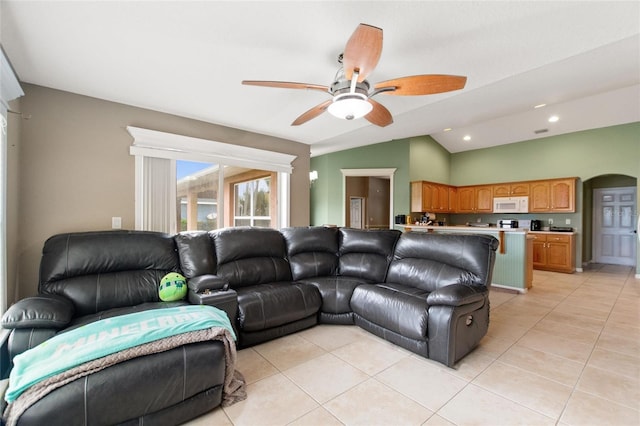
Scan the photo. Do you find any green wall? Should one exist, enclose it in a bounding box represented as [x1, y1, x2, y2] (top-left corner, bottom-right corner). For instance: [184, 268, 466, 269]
[450, 123, 639, 185]
[310, 138, 411, 226]
[409, 135, 451, 182]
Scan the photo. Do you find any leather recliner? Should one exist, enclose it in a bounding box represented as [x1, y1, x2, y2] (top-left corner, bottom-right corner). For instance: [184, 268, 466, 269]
[351, 232, 498, 367]
[2, 231, 228, 426]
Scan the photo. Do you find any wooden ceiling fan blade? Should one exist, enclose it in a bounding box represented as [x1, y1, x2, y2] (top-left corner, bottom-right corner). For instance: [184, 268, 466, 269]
[343, 24, 383, 82]
[365, 99, 393, 127]
[374, 75, 467, 96]
[242, 80, 329, 93]
[291, 99, 333, 126]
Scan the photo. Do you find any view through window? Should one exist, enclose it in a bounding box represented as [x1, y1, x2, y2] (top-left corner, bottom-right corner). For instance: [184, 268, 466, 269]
[234, 176, 271, 227]
[177, 160, 275, 231]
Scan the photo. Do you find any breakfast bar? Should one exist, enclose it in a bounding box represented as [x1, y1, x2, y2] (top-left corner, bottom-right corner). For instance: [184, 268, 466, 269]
[399, 225, 534, 293]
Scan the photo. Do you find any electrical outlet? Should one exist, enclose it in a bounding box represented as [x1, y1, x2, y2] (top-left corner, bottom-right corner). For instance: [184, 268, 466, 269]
[565, 219, 571, 225]
[548, 218, 553, 225]
[112, 217, 122, 229]
[477, 217, 482, 223]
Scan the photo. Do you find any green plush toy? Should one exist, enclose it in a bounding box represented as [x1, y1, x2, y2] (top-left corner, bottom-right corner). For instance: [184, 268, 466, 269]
[159, 272, 187, 302]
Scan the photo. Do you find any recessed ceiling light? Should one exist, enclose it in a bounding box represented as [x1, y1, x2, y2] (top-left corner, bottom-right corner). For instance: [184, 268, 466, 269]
[534, 103, 547, 109]
[463, 135, 471, 141]
[548, 115, 559, 123]
[443, 128, 452, 132]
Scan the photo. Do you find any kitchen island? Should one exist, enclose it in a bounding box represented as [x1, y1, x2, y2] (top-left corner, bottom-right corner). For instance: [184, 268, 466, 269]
[397, 225, 534, 293]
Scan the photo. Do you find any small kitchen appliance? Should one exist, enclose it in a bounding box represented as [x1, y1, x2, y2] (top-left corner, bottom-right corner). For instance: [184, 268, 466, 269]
[498, 219, 519, 229]
[530, 220, 543, 231]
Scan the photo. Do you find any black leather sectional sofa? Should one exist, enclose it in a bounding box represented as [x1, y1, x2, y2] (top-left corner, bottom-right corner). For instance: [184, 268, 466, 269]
[2, 226, 498, 425]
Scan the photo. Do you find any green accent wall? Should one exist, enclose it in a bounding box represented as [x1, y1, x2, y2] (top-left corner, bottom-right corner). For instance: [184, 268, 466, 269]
[311, 122, 639, 274]
[310, 138, 411, 226]
[409, 135, 451, 182]
[450, 123, 639, 185]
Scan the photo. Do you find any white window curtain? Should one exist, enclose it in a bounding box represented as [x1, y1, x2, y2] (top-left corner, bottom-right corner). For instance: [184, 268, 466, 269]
[1, 46, 24, 315]
[137, 157, 176, 232]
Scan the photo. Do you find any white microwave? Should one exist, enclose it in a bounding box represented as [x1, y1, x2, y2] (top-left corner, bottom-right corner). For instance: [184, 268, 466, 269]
[493, 196, 529, 213]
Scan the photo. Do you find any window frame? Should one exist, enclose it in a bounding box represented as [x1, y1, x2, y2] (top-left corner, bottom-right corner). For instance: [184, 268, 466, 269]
[128, 126, 296, 233]
[232, 175, 273, 227]
[1, 46, 24, 316]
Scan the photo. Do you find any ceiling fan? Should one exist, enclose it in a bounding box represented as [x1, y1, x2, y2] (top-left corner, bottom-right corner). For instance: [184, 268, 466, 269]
[242, 23, 467, 127]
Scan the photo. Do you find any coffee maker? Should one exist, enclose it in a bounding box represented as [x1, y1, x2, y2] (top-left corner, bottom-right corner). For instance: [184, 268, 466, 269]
[530, 220, 543, 231]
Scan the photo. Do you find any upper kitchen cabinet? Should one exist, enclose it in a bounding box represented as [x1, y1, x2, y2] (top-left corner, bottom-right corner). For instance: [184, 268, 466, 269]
[530, 178, 576, 212]
[410, 181, 452, 213]
[493, 182, 530, 197]
[457, 185, 493, 213]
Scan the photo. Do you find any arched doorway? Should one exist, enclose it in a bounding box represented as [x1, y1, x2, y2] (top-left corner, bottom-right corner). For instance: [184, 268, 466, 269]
[583, 174, 637, 267]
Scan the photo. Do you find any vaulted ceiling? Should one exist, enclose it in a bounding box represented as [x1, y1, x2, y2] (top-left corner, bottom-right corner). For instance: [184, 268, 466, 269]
[2, 1, 638, 156]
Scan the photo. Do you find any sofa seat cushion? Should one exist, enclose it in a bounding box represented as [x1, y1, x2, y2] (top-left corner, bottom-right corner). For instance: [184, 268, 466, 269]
[351, 283, 430, 341]
[65, 301, 188, 331]
[298, 276, 369, 314]
[236, 282, 321, 332]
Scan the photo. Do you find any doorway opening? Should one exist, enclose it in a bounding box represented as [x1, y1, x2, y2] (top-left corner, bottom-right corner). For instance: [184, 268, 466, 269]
[341, 168, 396, 230]
[584, 174, 637, 267]
[592, 186, 637, 266]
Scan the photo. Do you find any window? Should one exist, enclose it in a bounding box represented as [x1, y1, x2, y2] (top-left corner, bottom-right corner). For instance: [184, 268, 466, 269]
[177, 160, 219, 231]
[129, 127, 295, 234]
[234, 176, 271, 227]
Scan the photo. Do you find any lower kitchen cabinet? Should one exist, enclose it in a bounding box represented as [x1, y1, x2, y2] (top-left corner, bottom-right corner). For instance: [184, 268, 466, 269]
[531, 232, 575, 273]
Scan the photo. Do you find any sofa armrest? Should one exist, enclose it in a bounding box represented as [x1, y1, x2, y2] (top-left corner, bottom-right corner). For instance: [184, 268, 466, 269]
[187, 274, 229, 293]
[1, 294, 74, 329]
[426, 284, 486, 307]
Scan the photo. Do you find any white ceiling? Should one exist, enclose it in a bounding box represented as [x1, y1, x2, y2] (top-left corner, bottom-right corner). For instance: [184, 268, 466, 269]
[2, 1, 639, 156]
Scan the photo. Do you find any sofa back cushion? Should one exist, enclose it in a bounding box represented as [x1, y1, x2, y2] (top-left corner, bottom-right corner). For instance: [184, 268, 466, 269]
[386, 232, 499, 292]
[338, 228, 401, 282]
[39, 231, 181, 316]
[214, 227, 292, 288]
[281, 226, 339, 280]
[174, 231, 217, 278]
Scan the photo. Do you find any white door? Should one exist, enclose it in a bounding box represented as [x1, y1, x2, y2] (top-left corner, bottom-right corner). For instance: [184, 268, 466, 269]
[350, 197, 365, 229]
[593, 187, 637, 266]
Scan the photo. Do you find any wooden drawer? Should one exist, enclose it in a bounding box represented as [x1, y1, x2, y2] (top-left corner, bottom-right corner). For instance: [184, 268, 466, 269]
[547, 234, 571, 243]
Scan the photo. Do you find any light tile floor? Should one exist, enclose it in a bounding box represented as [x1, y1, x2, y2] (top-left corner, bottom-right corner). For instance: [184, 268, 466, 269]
[186, 264, 639, 426]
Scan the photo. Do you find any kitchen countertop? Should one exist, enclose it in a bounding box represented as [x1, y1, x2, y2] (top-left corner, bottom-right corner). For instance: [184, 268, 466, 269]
[397, 225, 576, 235]
[528, 230, 576, 235]
[399, 225, 528, 233]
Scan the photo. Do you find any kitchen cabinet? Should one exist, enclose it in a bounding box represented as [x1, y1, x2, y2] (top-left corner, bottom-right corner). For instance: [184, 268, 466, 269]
[448, 186, 458, 212]
[493, 182, 530, 197]
[530, 178, 576, 212]
[457, 185, 493, 213]
[412, 177, 575, 215]
[531, 232, 575, 273]
[410, 181, 452, 213]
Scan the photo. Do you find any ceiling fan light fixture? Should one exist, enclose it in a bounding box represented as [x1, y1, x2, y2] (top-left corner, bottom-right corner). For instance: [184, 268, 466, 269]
[327, 93, 372, 120]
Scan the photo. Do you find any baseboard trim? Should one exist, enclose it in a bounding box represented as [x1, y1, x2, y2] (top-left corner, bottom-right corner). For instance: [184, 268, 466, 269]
[491, 283, 527, 294]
